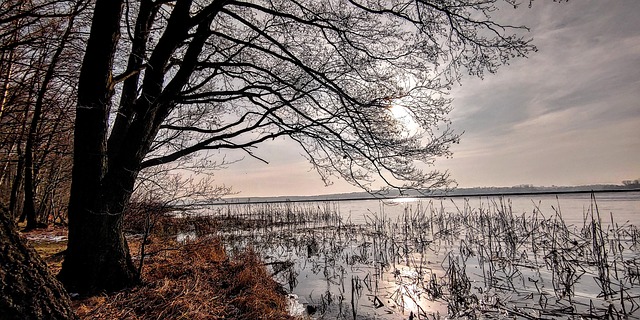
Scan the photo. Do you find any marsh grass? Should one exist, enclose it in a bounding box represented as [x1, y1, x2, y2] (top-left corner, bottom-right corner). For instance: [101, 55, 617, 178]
[198, 196, 639, 319]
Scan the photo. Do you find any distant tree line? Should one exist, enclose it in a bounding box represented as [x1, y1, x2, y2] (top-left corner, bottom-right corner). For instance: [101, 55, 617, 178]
[622, 179, 640, 187]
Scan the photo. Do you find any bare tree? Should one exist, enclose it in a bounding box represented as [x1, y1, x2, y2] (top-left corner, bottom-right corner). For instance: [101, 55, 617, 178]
[21, 0, 84, 230]
[59, 0, 541, 294]
[0, 0, 83, 226]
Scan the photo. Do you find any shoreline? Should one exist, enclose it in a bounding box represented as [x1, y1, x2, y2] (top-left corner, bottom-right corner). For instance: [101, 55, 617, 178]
[211, 188, 640, 206]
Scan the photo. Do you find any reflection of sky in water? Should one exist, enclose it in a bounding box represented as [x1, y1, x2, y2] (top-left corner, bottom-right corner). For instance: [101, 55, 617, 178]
[261, 231, 450, 319]
[208, 192, 640, 319]
[342, 192, 640, 226]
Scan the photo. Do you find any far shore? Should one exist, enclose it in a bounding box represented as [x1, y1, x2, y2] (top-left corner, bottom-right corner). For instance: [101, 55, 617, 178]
[211, 186, 640, 206]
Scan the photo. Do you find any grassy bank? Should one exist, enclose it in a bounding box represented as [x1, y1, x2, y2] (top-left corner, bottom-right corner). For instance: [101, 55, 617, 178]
[22, 223, 295, 320]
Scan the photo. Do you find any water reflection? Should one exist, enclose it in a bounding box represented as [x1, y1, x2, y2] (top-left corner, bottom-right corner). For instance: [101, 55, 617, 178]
[195, 195, 640, 319]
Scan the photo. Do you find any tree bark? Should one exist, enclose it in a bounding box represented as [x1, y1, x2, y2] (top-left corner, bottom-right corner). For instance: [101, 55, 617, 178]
[9, 143, 24, 219]
[57, 0, 139, 295]
[58, 0, 216, 294]
[0, 206, 78, 320]
[57, 199, 138, 294]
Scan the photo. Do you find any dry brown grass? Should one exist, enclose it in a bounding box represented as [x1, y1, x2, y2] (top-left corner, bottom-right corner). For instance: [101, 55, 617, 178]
[72, 236, 294, 320]
[24, 217, 294, 320]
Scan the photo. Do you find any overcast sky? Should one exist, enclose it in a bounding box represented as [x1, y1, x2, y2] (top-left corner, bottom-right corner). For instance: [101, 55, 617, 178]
[214, 0, 640, 198]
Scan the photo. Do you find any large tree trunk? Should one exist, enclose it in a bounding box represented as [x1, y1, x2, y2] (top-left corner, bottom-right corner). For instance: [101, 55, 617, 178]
[57, 0, 138, 295]
[0, 206, 78, 320]
[58, 0, 216, 294]
[57, 193, 138, 294]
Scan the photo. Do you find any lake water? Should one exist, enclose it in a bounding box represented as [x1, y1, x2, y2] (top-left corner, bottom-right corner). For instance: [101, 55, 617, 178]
[203, 191, 640, 319]
[339, 191, 640, 225]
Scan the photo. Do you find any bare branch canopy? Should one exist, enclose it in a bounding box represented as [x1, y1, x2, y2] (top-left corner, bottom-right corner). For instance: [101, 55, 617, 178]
[109, 0, 535, 192]
[53, 0, 540, 294]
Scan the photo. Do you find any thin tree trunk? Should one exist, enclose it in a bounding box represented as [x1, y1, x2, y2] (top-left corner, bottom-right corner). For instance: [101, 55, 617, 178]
[23, 2, 79, 230]
[10, 92, 31, 220]
[0, 26, 16, 122]
[0, 142, 15, 187]
[0, 47, 16, 186]
[21, 139, 38, 228]
[10, 143, 24, 219]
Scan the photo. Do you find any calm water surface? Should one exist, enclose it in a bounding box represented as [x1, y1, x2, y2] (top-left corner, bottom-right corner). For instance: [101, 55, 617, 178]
[207, 191, 640, 319]
[339, 192, 640, 225]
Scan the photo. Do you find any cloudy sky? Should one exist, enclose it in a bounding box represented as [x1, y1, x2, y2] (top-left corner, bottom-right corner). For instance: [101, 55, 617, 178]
[214, 0, 640, 197]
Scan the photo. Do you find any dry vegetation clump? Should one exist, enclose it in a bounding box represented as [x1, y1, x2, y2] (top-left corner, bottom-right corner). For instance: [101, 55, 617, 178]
[122, 202, 220, 239]
[73, 236, 294, 319]
[122, 202, 176, 235]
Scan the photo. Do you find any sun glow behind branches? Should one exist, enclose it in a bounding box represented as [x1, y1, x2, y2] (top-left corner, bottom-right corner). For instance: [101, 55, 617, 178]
[388, 104, 421, 137]
[385, 73, 427, 138]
